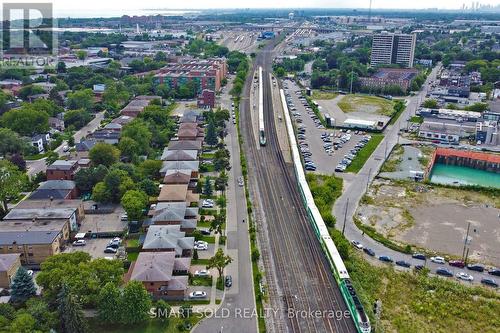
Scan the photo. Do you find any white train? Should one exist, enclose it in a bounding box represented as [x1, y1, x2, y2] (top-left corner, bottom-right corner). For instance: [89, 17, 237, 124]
[280, 89, 371, 333]
[259, 66, 266, 146]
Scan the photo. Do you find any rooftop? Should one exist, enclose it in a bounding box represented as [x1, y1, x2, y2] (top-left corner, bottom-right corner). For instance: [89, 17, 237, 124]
[0, 231, 60, 245]
[4, 207, 77, 221]
[0, 254, 20, 271]
[47, 160, 78, 171]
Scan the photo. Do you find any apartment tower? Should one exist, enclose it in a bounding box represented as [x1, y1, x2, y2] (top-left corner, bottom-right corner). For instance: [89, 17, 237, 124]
[370, 32, 416, 68]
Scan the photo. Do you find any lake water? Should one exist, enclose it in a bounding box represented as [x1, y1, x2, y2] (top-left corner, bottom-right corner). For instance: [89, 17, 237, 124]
[430, 164, 500, 189]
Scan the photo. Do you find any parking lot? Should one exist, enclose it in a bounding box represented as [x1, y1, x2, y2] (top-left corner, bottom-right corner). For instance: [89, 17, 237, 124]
[283, 80, 374, 175]
[64, 238, 120, 259]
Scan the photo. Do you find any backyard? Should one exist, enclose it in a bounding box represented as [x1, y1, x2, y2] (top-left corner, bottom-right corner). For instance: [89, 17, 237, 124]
[338, 94, 394, 116]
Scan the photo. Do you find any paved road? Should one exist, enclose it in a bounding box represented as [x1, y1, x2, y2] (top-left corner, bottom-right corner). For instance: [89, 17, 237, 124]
[26, 111, 105, 176]
[331, 65, 500, 285]
[193, 79, 257, 333]
[243, 41, 356, 333]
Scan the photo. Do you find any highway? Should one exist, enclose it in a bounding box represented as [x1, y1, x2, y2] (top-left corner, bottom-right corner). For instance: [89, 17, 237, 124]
[242, 41, 357, 333]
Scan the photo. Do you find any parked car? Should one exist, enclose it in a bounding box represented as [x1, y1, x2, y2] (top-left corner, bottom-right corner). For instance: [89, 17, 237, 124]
[430, 256, 446, 264]
[488, 268, 500, 276]
[379, 256, 393, 263]
[238, 177, 244, 187]
[412, 253, 426, 260]
[351, 240, 363, 250]
[202, 200, 215, 208]
[395, 260, 411, 268]
[189, 291, 207, 299]
[467, 264, 485, 272]
[436, 268, 453, 277]
[72, 240, 86, 247]
[481, 278, 498, 288]
[200, 229, 211, 236]
[455, 272, 474, 281]
[449, 260, 465, 268]
[414, 265, 424, 271]
[104, 247, 117, 254]
[363, 248, 375, 257]
[120, 214, 128, 221]
[225, 275, 233, 288]
[194, 270, 210, 277]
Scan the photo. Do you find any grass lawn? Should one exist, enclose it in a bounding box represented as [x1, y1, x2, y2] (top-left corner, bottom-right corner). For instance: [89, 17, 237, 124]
[346, 253, 500, 333]
[338, 94, 394, 116]
[25, 152, 51, 160]
[192, 259, 210, 266]
[127, 252, 139, 261]
[345, 134, 384, 173]
[91, 316, 202, 333]
[410, 115, 424, 124]
[190, 276, 213, 287]
[312, 90, 338, 100]
[126, 239, 140, 247]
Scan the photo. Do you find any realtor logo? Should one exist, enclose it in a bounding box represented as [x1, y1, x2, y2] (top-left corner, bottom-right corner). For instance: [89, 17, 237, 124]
[1, 2, 57, 67]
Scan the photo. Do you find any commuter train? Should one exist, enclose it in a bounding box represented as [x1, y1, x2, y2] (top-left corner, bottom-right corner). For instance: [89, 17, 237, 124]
[279, 89, 371, 333]
[258, 66, 266, 146]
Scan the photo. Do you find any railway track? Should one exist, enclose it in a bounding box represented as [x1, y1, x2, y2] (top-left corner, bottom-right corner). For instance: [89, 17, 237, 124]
[241, 42, 356, 333]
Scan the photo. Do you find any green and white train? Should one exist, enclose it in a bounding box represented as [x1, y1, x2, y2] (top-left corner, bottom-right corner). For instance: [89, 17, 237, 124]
[280, 89, 371, 333]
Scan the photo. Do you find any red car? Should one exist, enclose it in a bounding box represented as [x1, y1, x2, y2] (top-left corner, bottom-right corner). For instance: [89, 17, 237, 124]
[449, 260, 465, 268]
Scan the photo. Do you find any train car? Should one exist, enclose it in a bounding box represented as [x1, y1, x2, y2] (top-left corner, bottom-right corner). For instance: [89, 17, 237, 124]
[259, 66, 266, 146]
[280, 89, 371, 333]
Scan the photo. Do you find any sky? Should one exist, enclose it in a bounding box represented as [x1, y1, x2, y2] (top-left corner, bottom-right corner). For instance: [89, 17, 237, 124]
[2, 0, 499, 19]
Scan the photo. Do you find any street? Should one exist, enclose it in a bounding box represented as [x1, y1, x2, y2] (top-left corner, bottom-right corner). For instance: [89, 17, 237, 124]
[26, 111, 105, 176]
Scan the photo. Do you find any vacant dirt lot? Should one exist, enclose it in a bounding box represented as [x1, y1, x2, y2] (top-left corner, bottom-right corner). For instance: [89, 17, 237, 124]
[357, 179, 500, 266]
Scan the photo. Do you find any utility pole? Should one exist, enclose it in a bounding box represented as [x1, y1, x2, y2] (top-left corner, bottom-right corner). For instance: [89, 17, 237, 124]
[342, 198, 349, 235]
[462, 221, 471, 261]
[366, 167, 372, 192]
[349, 66, 354, 95]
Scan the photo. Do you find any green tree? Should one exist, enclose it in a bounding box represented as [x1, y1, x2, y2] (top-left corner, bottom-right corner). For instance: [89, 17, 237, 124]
[64, 109, 92, 129]
[121, 190, 148, 220]
[10, 313, 36, 333]
[10, 267, 36, 304]
[66, 89, 94, 111]
[36, 253, 123, 306]
[122, 120, 152, 155]
[75, 50, 87, 61]
[24, 298, 57, 332]
[138, 159, 162, 180]
[205, 119, 218, 146]
[213, 148, 231, 172]
[215, 170, 229, 193]
[0, 106, 49, 136]
[118, 137, 140, 161]
[120, 281, 152, 325]
[89, 143, 120, 167]
[97, 282, 121, 324]
[0, 128, 31, 157]
[155, 300, 171, 322]
[139, 179, 159, 196]
[25, 99, 64, 117]
[75, 165, 108, 192]
[206, 248, 233, 279]
[17, 85, 45, 101]
[203, 177, 213, 196]
[423, 99, 438, 109]
[210, 212, 225, 235]
[0, 160, 26, 217]
[57, 284, 87, 333]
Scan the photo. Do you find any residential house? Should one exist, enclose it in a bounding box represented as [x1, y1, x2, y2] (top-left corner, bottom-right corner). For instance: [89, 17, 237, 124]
[147, 202, 198, 232]
[3, 206, 81, 232]
[157, 184, 199, 205]
[142, 225, 194, 256]
[90, 129, 121, 144]
[0, 231, 62, 266]
[29, 180, 78, 200]
[126, 251, 189, 299]
[178, 123, 204, 141]
[30, 133, 50, 153]
[160, 161, 199, 178]
[160, 149, 198, 161]
[0, 219, 70, 243]
[0, 254, 21, 288]
[46, 160, 80, 181]
[167, 140, 202, 152]
[163, 169, 196, 189]
[197, 89, 215, 109]
[75, 139, 97, 153]
[49, 117, 65, 131]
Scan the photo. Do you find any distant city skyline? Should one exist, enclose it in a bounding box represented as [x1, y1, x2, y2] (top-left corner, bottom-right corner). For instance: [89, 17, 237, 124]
[17, 0, 500, 18]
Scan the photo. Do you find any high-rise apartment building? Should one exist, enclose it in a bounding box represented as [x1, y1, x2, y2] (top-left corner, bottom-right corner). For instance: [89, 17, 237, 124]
[370, 33, 416, 68]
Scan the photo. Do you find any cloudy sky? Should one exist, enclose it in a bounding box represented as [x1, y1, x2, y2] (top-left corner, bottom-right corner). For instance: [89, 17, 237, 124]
[3, 0, 498, 19]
